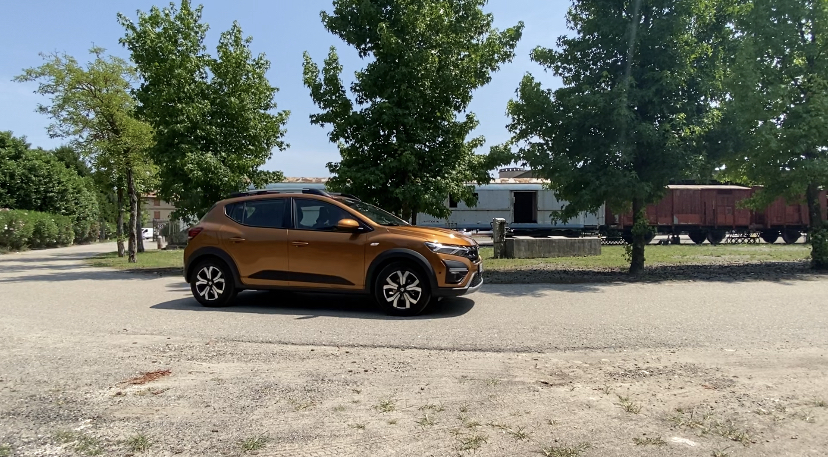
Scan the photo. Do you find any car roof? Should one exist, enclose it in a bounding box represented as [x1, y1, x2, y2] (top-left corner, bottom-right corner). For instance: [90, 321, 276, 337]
[215, 189, 359, 207]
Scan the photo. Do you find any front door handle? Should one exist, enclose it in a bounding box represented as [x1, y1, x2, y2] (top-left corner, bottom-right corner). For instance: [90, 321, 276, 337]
[291, 241, 309, 247]
[229, 237, 246, 243]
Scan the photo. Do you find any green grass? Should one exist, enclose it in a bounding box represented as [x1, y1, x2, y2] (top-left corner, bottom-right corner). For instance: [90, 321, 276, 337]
[126, 434, 151, 453]
[85, 243, 810, 276]
[0, 444, 11, 457]
[86, 250, 183, 272]
[480, 244, 810, 271]
[239, 436, 268, 452]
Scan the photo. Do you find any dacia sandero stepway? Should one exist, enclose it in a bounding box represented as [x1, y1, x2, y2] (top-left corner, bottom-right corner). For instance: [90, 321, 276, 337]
[183, 189, 483, 316]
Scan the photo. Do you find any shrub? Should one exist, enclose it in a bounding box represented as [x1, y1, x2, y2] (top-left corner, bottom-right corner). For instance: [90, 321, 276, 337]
[0, 209, 74, 250]
[31, 214, 59, 248]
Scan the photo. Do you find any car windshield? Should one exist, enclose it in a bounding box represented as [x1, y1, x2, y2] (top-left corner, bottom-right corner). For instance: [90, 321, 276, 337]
[338, 199, 409, 226]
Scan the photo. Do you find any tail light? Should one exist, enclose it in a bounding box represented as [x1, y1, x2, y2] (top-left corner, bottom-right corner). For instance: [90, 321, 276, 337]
[187, 227, 204, 240]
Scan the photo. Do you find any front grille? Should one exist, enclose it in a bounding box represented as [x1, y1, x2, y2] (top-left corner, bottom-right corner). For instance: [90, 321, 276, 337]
[470, 273, 483, 287]
[465, 246, 480, 262]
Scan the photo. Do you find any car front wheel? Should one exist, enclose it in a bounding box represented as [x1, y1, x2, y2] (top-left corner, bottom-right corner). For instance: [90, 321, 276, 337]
[374, 262, 431, 317]
[190, 259, 236, 307]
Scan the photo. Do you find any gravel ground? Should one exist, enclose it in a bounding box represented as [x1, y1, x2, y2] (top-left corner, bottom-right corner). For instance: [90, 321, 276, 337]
[1, 243, 827, 457]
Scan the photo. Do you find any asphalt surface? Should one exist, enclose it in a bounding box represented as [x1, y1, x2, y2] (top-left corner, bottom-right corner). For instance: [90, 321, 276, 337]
[1, 242, 826, 353]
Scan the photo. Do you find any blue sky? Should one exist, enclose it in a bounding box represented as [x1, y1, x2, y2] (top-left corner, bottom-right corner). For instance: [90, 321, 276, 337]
[1, 0, 568, 177]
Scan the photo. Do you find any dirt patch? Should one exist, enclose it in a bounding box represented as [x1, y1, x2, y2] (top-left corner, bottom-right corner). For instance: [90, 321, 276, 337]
[122, 369, 171, 385]
[2, 336, 826, 457]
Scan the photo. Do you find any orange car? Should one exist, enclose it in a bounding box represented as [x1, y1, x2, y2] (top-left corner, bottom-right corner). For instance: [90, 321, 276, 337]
[183, 189, 483, 316]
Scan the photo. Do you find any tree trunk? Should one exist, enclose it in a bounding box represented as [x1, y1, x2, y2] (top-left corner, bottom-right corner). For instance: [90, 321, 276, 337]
[629, 197, 647, 275]
[136, 194, 145, 253]
[401, 203, 411, 225]
[126, 166, 138, 263]
[116, 185, 125, 257]
[806, 183, 827, 269]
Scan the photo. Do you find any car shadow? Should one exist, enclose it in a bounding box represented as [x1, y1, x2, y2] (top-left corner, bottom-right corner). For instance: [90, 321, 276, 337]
[151, 290, 475, 320]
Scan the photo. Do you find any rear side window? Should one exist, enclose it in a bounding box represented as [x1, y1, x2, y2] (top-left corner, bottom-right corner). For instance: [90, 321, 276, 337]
[226, 203, 245, 223]
[225, 199, 288, 228]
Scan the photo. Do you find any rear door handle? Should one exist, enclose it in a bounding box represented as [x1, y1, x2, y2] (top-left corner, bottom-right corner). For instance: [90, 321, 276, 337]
[229, 237, 246, 243]
[291, 241, 309, 247]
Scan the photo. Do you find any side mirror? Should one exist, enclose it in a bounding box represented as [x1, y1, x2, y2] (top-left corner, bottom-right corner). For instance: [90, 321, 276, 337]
[336, 218, 361, 232]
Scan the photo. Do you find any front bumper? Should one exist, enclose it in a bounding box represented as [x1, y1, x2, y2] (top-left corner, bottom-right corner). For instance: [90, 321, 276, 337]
[433, 271, 483, 298]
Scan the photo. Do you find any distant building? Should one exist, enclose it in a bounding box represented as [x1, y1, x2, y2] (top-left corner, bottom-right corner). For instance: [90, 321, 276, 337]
[142, 194, 176, 222]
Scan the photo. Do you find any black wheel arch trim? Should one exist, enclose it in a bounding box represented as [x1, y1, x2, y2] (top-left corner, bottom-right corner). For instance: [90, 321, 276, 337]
[185, 247, 243, 288]
[366, 248, 438, 293]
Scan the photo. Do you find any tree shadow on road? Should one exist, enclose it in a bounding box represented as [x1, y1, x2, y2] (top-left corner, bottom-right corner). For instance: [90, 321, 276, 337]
[150, 290, 475, 320]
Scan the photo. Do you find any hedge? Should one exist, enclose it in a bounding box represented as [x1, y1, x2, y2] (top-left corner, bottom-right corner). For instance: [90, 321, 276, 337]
[0, 209, 75, 250]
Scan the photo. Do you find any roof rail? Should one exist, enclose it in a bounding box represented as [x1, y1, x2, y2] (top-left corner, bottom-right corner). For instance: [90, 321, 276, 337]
[301, 188, 330, 197]
[331, 192, 361, 201]
[228, 189, 284, 198]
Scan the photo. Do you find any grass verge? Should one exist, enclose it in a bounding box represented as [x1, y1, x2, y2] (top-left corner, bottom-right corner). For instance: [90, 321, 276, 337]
[85, 250, 183, 274]
[479, 244, 809, 270]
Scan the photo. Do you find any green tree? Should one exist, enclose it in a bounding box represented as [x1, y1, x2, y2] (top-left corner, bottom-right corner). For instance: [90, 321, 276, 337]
[118, 0, 289, 221]
[723, 0, 828, 269]
[16, 48, 155, 262]
[303, 0, 523, 223]
[505, 0, 733, 273]
[0, 131, 101, 242]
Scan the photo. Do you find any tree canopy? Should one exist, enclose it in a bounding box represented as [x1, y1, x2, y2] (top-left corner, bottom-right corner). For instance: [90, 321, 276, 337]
[118, 0, 289, 221]
[505, 0, 733, 273]
[303, 0, 523, 222]
[722, 0, 828, 268]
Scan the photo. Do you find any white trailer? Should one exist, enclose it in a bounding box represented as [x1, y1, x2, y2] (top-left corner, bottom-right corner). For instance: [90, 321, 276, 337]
[266, 178, 604, 235]
[416, 179, 605, 234]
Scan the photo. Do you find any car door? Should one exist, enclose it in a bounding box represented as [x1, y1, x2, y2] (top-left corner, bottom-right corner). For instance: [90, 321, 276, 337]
[288, 198, 368, 290]
[221, 198, 291, 287]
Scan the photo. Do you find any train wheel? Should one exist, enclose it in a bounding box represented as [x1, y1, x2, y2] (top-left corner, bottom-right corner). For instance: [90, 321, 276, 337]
[706, 230, 726, 245]
[760, 230, 779, 244]
[782, 229, 801, 244]
[688, 230, 707, 245]
[622, 232, 633, 245]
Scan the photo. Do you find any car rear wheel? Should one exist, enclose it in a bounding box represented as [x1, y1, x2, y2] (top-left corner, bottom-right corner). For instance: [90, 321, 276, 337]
[374, 262, 431, 317]
[190, 259, 236, 307]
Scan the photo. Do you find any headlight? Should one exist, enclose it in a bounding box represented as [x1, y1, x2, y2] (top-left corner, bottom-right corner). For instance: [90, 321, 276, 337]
[425, 241, 475, 258]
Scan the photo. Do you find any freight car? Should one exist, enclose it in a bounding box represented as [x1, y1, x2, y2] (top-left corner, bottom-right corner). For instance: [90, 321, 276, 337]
[606, 185, 828, 244]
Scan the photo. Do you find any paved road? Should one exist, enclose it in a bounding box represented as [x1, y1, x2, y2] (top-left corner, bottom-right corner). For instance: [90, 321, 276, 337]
[1, 242, 825, 352]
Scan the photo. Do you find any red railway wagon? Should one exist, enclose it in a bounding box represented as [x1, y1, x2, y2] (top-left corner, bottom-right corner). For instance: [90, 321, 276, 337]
[606, 185, 828, 244]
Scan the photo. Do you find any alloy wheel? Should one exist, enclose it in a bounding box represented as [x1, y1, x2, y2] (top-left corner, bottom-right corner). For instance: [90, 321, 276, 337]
[195, 265, 226, 301]
[382, 270, 423, 310]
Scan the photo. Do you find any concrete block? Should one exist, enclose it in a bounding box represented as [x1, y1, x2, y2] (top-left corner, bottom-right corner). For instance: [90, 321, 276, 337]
[504, 237, 601, 259]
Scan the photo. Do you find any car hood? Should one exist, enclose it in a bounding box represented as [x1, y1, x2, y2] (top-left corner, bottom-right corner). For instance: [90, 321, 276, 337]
[383, 225, 477, 246]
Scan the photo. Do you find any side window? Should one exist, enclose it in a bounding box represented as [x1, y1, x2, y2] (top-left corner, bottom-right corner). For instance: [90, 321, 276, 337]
[294, 199, 354, 231]
[244, 199, 288, 228]
[226, 199, 287, 228]
[225, 203, 245, 224]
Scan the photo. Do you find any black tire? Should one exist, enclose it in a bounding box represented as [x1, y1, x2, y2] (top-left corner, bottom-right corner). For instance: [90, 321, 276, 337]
[689, 230, 707, 245]
[190, 258, 237, 307]
[706, 230, 726, 245]
[782, 229, 801, 244]
[760, 230, 779, 244]
[373, 262, 431, 317]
